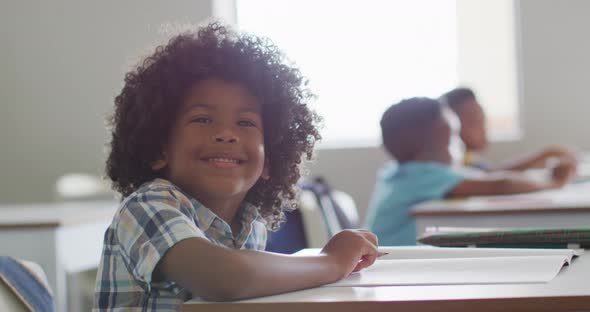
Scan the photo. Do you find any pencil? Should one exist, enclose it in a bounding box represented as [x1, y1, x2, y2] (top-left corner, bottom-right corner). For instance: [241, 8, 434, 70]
[378, 252, 389, 258]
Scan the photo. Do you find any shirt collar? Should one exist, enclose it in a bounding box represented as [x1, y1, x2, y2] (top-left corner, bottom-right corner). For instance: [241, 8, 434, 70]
[152, 178, 263, 245]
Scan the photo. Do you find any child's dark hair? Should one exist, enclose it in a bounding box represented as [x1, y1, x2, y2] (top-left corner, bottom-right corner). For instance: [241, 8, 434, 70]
[106, 22, 321, 230]
[381, 97, 442, 162]
[440, 87, 476, 110]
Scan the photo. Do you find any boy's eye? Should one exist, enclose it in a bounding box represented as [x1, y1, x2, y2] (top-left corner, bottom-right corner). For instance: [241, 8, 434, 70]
[238, 120, 256, 127]
[191, 117, 212, 124]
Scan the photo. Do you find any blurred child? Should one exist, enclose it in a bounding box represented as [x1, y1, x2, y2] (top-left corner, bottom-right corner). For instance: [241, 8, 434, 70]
[94, 23, 379, 311]
[365, 97, 576, 246]
[441, 87, 577, 171]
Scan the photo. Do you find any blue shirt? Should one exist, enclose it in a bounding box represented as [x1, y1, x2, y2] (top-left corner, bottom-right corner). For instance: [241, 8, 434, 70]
[366, 161, 464, 246]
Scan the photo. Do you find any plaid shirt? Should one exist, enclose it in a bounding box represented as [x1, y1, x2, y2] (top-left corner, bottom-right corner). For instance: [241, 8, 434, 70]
[93, 179, 267, 311]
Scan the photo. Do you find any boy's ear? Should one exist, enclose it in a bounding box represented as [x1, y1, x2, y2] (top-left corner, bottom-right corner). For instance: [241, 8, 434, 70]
[261, 158, 270, 180]
[151, 154, 168, 171]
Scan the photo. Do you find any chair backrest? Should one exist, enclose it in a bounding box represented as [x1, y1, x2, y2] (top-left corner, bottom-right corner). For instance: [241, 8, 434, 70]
[0, 282, 28, 312]
[298, 189, 331, 247]
[265, 177, 361, 251]
[265, 208, 308, 254]
[0, 257, 54, 312]
[331, 190, 361, 229]
[301, 177, 360, 237]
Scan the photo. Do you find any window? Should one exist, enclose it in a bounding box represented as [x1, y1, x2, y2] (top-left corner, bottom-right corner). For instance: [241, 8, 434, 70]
[237, 0, 519, 147]
[455, 0, 521, 141]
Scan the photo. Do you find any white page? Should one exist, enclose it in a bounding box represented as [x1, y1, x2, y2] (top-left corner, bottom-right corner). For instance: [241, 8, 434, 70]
[324, 255, 570, 287]
[378, 246, 581, 261]
[294, 246, 581, 260]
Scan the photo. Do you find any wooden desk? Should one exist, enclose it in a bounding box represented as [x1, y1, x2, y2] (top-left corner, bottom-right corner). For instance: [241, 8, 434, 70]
[0, 201, 118, 312]
[411, 183, 590, 237]
[183, 253, 590, 312]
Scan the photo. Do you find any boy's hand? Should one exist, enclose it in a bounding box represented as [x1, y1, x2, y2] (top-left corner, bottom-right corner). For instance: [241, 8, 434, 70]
[320, 229, 379, 279]
[550, 158, 577, 187]
[542, 146, 578, 166]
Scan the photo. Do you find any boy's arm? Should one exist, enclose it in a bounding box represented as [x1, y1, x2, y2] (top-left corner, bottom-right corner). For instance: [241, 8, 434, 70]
[490, 146, 577, 172]
[157, 229, 378, 301]
[447, 175, 556, 197]
[446, 162, 574, 197]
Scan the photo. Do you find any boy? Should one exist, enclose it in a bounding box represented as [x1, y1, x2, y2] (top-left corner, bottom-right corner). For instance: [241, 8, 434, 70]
[95, 23, 379, 311]
[441, 87, 577, 171]
[366, 97, 576, 246]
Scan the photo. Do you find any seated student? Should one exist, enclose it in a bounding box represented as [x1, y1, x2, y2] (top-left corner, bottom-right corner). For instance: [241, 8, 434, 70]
[365, 97, 576, 246]
[441, 87, 578, 171]
[94, 23, 379, 311]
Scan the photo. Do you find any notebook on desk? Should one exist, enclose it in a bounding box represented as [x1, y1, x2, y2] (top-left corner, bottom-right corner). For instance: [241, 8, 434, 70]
[322, 246, 580, 287]
[417, 227, 590, 248]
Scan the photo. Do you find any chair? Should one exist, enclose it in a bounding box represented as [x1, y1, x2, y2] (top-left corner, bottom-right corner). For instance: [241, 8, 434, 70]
[265, 177, 361, 251]
[298, 189, 331, 248]
[0, 257, 54, 312]
[299, 177, 361, 247]
[302, 177, 360, 234]
[265, 208, 308, 254]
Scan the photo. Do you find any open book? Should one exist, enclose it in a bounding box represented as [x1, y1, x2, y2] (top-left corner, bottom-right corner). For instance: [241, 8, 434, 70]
[322, 246, 581, 287]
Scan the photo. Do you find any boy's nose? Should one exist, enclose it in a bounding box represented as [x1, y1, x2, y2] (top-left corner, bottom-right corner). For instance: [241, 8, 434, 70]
[212, 129, 239, 143]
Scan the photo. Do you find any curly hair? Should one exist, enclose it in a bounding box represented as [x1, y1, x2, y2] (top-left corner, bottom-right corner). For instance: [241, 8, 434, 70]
[440, 87, 476, 110]
[106, 22, 322, 230]
[381, 97, 442, 162]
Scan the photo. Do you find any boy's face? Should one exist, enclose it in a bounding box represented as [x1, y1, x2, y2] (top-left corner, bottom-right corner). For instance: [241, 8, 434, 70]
[455, 98, 487, 151]
[155, 78, 268, 207]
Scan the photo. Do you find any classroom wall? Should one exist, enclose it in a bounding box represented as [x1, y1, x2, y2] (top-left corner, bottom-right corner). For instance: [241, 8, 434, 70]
[489, 0, 590, 155]
[0, 0, 216, 203]
[456, 0, 520, 140]
[1, 0, 589, 223]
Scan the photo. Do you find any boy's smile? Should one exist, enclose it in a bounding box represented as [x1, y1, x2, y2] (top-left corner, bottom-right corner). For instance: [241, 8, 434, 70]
[201, 150, 247, 169]
[154, 78, 268, 224]
[203, 157, 243, 169]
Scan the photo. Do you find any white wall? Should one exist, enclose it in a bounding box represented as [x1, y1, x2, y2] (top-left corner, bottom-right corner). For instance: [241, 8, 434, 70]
[456, 0, 520, 139]
[0, 1, 216, 203]
[477, 0, 590, 163]
[497, 0, 590, 152]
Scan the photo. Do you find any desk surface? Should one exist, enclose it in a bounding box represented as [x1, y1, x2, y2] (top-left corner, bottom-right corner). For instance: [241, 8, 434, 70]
[0, 200, 118, 228]
[412, 182, 590, 216]
[184, 252, 590, 312]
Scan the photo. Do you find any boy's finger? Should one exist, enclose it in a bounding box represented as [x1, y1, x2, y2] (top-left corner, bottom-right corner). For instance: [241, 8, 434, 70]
[353, 252, 378, 272]
[362, 246, 379, 264]
[352, 262, 364, 272]
[352, 259, 370, 272]
[360, 232, 378, 247]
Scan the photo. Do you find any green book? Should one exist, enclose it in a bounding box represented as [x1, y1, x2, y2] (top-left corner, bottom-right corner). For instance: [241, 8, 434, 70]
[417, 227, 590, 249]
